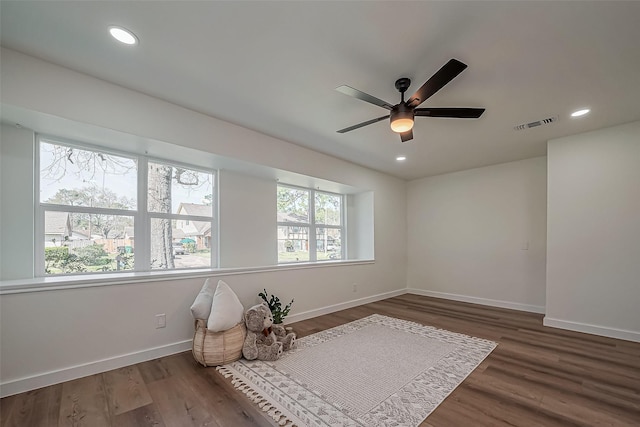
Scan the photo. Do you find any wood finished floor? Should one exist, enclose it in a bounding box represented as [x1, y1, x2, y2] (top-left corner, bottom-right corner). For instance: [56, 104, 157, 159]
[2, 294, 639, 426]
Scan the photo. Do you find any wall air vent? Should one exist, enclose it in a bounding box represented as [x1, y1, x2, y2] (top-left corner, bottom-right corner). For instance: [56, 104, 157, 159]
[514, 115, 558, 131]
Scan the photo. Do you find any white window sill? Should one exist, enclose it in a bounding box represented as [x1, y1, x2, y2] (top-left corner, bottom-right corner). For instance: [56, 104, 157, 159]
[0, 259, 375, 294]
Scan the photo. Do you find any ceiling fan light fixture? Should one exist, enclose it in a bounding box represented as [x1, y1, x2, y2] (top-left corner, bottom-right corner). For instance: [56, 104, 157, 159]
[390, 105, 414, 133]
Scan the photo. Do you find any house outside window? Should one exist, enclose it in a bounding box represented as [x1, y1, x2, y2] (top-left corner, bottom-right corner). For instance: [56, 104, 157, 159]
[174, 203, 213, 253]
[277, 184, 344, 263]
[37, 136, 216, 275]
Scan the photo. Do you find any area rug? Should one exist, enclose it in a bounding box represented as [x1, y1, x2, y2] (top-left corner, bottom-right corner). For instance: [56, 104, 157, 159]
[217, 314, 496, 427]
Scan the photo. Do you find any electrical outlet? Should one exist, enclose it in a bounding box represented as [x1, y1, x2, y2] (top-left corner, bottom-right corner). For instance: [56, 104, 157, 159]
[155, 313, 166, 329]
[352, 283, 358, 293]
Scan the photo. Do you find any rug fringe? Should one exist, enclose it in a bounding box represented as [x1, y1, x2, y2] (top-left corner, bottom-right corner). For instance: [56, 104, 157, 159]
[216, 365, 298, 427]
[217, 366, 234, 378]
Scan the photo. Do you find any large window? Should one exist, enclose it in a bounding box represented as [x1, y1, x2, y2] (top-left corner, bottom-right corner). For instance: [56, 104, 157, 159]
[277, 185, 344, 263]
[37, 137, 215, 275]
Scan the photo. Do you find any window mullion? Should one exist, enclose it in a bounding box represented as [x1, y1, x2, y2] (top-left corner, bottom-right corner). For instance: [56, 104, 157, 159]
[136, 156, 149, 271]
[148, 212, 213, 222]
[212, 170, 219, 268]
[34, 138, 44, 276]
[309, 189, 316, 261]
[341, 194, 346, 260]
[40, 204, 136, 217]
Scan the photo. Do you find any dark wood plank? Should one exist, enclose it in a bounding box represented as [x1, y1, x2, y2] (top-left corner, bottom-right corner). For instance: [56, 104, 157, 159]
[439, 386, 548, 427]
[146, 375, 221, 427]
[103, 365, 152, 416]
[112, 403, 166, 427]
[199, 366, 277, 426]
[137, 357, 173, 385]
[58, 375, 110, 427]
[0, 393, 15, 427]
[0, 384, 61, 427]
[148, 351, 201, 380]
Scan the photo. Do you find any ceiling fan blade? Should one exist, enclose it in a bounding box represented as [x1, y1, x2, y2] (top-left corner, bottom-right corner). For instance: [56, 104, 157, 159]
[336, 85, 394, 110]
[400, 129, 414, 142]
[406, 59, 468, 108]
[414, 107, 485, 118]
[337, 115, 390, 133]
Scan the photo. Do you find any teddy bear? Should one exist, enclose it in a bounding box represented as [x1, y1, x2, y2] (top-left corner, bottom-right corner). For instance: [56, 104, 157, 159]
[272, 322, 296, 352]
[242, 302, 284, 361]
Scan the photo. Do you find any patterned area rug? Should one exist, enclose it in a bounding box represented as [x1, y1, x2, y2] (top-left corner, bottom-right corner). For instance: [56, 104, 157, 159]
[217, 314, 496, 426]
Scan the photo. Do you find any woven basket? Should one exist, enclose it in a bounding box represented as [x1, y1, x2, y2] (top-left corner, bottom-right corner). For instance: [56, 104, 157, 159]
[192, 319, 246, 366]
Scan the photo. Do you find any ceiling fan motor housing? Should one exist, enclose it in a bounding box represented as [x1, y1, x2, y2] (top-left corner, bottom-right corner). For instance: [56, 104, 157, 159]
[390, 103, 414, 132]
[395, 77, 412, 94]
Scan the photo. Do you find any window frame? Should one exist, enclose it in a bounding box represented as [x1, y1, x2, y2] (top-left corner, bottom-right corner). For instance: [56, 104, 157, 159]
[276, 184, 346, 264]
[35, 135, 217, 276]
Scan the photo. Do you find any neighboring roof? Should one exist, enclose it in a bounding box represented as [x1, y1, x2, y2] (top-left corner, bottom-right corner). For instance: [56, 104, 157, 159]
[179, 221, 211, 237]
[172, 228, 186, 240]
[70, 230, 90, 240]
[277, 212, 308, 223]
[195, 221, 211, 236]
[176, 203, 213, 236]
[44, 211, 71, 234]
[177, 203, 213, 217]
[193, 220, 211, 235]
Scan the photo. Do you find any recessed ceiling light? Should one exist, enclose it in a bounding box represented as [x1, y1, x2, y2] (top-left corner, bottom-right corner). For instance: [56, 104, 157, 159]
[108, 26, 138, 45]
[396, 156, 407, 161]
[571, 108, 590, 118]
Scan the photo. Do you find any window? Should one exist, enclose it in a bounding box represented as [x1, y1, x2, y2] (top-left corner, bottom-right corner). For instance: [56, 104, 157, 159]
[277, 185, 344, 263]
[37, 137, 216, 275]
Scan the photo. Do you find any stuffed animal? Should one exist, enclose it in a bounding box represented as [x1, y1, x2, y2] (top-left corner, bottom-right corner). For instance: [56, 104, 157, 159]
[272, 323, 296, 351]
[242, 302, 283, 361]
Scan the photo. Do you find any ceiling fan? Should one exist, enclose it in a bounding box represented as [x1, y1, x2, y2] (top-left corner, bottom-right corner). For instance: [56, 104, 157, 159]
[336, 59, 485, 142]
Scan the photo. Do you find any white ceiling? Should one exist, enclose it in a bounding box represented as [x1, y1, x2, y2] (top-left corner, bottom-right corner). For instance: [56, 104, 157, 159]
[1, 1, 639, 180]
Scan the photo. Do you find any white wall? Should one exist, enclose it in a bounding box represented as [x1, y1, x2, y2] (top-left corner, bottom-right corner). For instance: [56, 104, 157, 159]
[0, 125, 35, 279]
[347, 191, 375, 260]
[407, 157, 547, 313]
[218, 169, 277, 267]
[0, 48, 407, 396]
[545, 121, 640, 341]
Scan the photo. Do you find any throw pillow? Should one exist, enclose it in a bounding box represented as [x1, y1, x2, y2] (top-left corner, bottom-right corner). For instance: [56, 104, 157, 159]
[190, 278, 215, 320]
[207, 280, 245, 332]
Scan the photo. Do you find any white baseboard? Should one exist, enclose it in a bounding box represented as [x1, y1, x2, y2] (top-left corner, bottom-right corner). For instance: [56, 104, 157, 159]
[407, 288, 546, 314]
[0, 339, 192, 398]
[543, 317, 640, 343]
[284, 288, 407, 324]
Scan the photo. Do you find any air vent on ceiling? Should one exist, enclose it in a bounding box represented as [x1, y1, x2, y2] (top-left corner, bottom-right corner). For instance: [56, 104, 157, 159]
[514, 115, 558, 131]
